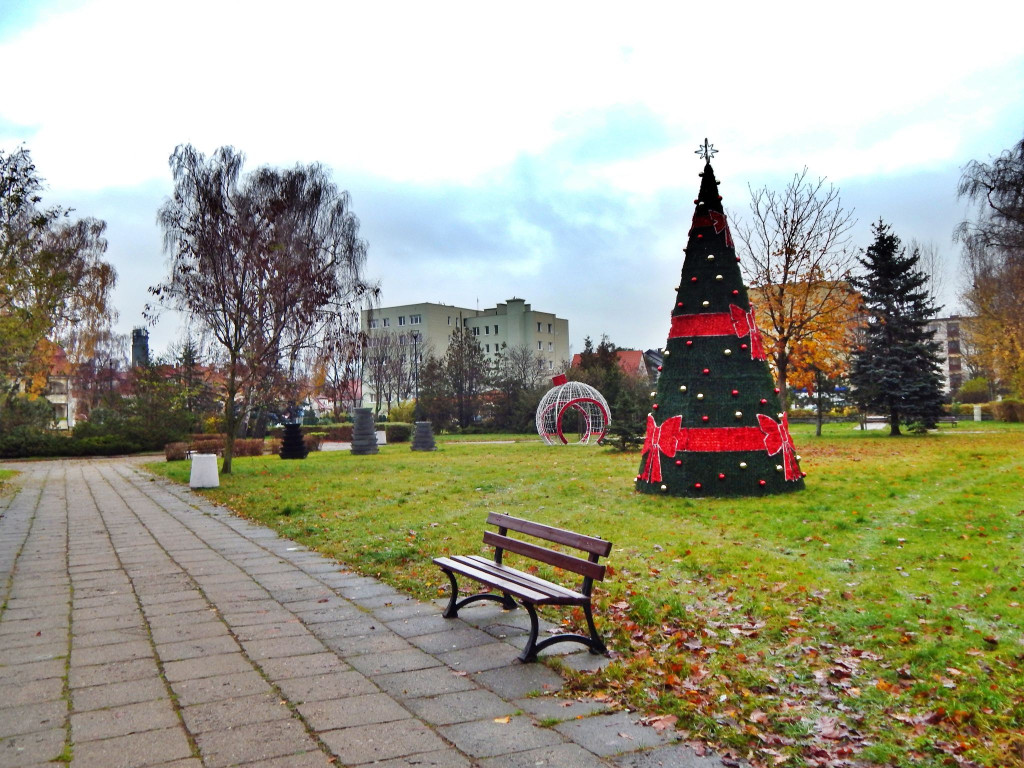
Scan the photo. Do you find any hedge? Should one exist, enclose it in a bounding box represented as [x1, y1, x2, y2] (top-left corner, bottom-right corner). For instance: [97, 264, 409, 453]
[385, 423, 413, 443]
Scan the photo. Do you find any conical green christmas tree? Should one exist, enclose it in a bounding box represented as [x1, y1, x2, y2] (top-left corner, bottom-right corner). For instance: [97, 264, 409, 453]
[636, 142, 805, 497]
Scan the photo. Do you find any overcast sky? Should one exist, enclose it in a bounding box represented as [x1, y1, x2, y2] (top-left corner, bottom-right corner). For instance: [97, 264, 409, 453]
[2, 0, 1022, 360]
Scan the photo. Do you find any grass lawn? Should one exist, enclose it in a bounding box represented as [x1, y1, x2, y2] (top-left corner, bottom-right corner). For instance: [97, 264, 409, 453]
[150, 423, 1024, 767]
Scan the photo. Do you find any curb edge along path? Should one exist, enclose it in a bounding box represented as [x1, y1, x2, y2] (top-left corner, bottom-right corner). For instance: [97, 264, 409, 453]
[0, 457, 731, 768]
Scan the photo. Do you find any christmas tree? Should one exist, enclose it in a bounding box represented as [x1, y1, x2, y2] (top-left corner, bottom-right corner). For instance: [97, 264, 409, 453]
[849, 220, 944, 435]
[636, 141, 805, 497]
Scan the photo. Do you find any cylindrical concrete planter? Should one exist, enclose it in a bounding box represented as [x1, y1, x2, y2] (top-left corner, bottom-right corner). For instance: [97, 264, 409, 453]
[411, 421, 437, 451]
[189, 454, 220, 488]
[351, 408, 379, 455]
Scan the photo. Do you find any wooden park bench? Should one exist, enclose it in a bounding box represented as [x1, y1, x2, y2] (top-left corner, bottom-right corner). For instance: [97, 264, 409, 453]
[433, 513, 612, 662]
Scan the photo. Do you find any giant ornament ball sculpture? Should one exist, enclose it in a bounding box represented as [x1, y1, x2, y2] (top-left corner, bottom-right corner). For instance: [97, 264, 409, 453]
[536, 374, 611, 445]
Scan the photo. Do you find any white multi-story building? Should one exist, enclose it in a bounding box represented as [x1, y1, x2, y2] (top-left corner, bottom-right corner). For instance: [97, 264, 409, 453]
[925, 315, 966, 395]
[359, 298, 570, 408]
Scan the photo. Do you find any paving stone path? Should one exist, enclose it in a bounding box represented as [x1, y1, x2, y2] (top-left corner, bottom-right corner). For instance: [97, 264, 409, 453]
[0, 458, 728, 768]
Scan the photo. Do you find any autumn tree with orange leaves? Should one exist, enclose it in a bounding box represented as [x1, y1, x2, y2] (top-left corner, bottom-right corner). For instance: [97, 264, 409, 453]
[1, 147, 117, 431]
[737, 168, 858, 410]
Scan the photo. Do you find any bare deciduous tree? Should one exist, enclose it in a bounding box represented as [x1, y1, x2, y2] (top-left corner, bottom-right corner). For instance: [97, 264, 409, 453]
[736, 168, 857, 408]
[151, 144, 376, 471]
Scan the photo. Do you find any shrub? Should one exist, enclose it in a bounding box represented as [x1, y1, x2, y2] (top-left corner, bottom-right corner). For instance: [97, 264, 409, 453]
[303, 433, 324, 452]
[266, 438, 281, 455]
[191, 435, 225, 454]
[387, 401, 417, 423]
[957, 377, 992, 404]
[233, 438, 266, 457]
[385, 423, 413, 443]
[165, 442, 188, 461]
[993, 398, 1024, 422]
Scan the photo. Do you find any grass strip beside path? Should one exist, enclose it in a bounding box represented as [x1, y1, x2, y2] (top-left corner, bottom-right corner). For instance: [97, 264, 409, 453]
[149, 424, 1024, 768]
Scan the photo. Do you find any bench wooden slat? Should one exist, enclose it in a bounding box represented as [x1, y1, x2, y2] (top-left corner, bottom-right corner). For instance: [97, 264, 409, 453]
[486, 512, 612, 557]
[434, 556, 553, 604]
[460, 555, 585, 601]
[483, 531, 606, 581]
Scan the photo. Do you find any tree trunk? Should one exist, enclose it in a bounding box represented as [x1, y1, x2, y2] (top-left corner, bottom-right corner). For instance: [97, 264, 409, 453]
[889, 409, 902, 437]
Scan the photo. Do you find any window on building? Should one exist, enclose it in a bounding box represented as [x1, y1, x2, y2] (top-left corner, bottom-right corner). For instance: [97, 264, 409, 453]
[547, 360, 554, 370]
[369, 318, 379, 329]
[547, 342, 553, 351]
[382, 317, 390, 327]
[398, 316, 406, 326]
[948, 323, 959, 338]
[547, 323, 552, 333]
[948, 340, 960, 354]
[950, 374, 963, 389]
[949, 357, 962, 372]
[537, 322, 542, 332]
[472, 327, 480, 336]
[493, 324, 498, 334]
[485, 344, 490, 352]
[484, 326, 490, 334]
[537, 341, 542, 350]
[399, 335, 407, 345]
[448, 316, 452, 326]
[410, 314, 422, 324]
[463, 318, 468, 327]
[53, 403, 67, 422]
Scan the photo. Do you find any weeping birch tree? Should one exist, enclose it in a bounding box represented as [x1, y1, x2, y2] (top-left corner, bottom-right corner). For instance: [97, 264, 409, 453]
[151, 144, 377, 472]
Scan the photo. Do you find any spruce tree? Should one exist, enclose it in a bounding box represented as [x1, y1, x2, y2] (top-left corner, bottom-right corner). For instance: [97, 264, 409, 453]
[636, 143, 805, 497]
[850, 220, 944, 435]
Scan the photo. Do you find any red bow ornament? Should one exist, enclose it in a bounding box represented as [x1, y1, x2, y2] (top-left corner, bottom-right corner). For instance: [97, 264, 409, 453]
[729, 304, 767, 361]
[640, 414, 682, 483]
[757, 413, 801, 481]
[709, 210, 734, 248]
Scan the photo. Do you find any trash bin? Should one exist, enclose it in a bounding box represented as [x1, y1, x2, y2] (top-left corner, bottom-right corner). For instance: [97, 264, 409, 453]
[189, 453, 220, 488]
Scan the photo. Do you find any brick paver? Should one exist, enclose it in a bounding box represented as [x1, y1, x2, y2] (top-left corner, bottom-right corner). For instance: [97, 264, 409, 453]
[0, 457, 729, 767]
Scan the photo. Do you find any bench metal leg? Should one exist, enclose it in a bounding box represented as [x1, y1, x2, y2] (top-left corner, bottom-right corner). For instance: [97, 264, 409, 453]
[518, 603, 608, 663]
[440, 569, 517, 619]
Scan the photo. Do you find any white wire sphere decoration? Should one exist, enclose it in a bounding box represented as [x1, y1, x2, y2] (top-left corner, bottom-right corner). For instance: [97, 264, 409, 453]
[535, 379, 612, 445]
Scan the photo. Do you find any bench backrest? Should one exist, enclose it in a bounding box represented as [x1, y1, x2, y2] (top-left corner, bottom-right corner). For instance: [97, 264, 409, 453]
[483, 512, 612, 595]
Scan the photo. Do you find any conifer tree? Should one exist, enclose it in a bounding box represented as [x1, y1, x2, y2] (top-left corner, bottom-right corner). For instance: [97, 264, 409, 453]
[850, 220, 944, 435]
[636, 143, 805, 497]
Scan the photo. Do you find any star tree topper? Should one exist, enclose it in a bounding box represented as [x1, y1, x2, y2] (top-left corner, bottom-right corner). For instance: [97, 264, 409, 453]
[695, 138, 718, 163]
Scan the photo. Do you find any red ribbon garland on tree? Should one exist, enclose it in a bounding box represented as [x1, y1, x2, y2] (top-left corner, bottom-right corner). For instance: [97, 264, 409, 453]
[668, 304, 767, 361]
[641, 413, 801, 482]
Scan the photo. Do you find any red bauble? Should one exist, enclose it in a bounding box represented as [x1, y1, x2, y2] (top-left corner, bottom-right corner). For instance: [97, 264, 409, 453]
[677, 302, 684, 307]
[694, 482, 702, 490]
[731, 389, 739, 396]
[759, 479, 767, 487]
[702, 368, 710, 375]
[685, 340, 693, 347]
[657, 365, 663, 371]
[718, 473, 725, 480]
[741, 343, 748, 350]
[701, 415, 709, 422]
[760, 398, 768, 405]
[774, 387, 780, 394]
[691, 276, 698, 283]
[675, 459, 682, 466]
[652, 403, 659, 410]
[732, 289, 739, 295]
